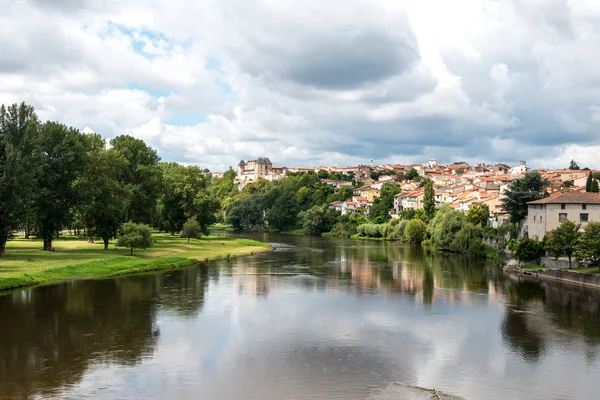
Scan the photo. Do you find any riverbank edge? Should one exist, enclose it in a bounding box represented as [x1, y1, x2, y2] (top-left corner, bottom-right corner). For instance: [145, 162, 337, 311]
[0, 239, 271, 293]
[504, 265, 600, 289]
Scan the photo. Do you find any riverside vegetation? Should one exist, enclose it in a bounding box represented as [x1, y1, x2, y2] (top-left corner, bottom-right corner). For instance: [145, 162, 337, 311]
[0, 102, 269, 291]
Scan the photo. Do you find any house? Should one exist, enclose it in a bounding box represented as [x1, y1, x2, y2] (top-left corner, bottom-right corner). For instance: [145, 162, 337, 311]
[524, 192, 600, 240]
[236, 157, 286, 187]
[510, 160, 529, 175]
[357, 187, 381, 203]
[396, 189, 424, 211]
[328, 201, 344, 213]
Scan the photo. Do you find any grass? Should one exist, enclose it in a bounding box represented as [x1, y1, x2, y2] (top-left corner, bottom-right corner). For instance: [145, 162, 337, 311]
[0, 233, 271, 292]
[568, 266, 600, 274]
[521, 264, 547, 271]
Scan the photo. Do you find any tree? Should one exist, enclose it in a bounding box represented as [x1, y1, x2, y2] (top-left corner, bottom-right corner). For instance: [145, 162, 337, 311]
[428, 205, 465, 250]
[591, 179, 599, 193]
[546, 220, 580, 269]
[514, 238, 545, 264]
[298, 205, 338, 236]
[423, 179, 436, 222]
[34, 122, 87, 251]
[369, 183, 401, 223]
[181, 218, 202, 243]
[575, 222, 600, 267]
[569, 159, 580, 170]
[111, 135, 162, 225]
[74, 141, 130, 250]
[503, 172, 550, 223]
[0, 103, 40, 257]
[406, 168, 419, 181]
[117, 222, 153, 255]
[586, 173, 593, 192]
[466, 203, 490, 227]
[562, 180, 574, 188]
[317, 170, 329, 179]
[405, 219, 427, 244]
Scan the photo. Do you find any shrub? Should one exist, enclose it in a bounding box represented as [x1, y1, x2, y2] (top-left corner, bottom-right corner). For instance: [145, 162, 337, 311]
[405, 219, 427, 244]
[117, 222, 153, 255]
[357, 223, 384, 238]
[514, 238, 545, 263]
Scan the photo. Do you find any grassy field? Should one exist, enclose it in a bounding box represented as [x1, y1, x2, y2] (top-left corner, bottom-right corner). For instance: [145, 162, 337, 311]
[0, 233, 271, 291]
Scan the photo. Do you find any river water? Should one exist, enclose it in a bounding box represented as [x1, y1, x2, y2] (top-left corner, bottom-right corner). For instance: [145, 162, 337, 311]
[1, 234, 600, 400]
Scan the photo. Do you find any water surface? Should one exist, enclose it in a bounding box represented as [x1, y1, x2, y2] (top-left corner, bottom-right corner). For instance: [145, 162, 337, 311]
[1, 234, 600, 399]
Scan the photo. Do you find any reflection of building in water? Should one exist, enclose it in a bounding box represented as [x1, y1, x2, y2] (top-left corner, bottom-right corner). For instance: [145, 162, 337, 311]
[232, 264, 275, 297]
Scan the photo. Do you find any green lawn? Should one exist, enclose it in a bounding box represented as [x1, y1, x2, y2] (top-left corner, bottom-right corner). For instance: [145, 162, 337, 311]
[569, 266, 600, 274]
[0, 233, 270, 291]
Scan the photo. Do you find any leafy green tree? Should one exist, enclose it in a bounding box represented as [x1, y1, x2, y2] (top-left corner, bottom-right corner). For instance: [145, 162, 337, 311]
[586, 173, 593, 192]
[298, 205, 338, 236]
[370, 171, 382, 180]
[466, 203, 490, 227]
[546, 219, 580, 268]
[569, 159, 580, 170]
[503, 172, 550, 223]
[34, 122, 87, 251]
[74, 140, 130, 250]
[591, 179, 599, 193]
[181, 218, 202, 243]
[117, 222, 153, 255]
[428, 204, 465, 250]
[450, 223, 487, 258]
[562, 180, 574, 188]
[405, 219, 427, 244]
[317, 170, 329, 179]
[575, 222, 600, 267]
[0, 103, 40, 257]
[369, 183, 401, 223]
[406, 168, 419, 181]
[423, 179, 436, 222]
[514, 238, 545, 264]
[111, 135, 162, 225]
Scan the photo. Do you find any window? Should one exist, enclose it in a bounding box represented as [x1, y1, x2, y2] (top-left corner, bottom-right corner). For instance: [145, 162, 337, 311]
[561, 204, 566, 210]
[540, 216, 543, 223]
[534, 216, 536, 223]
[559, 213, 567, 222]
[583, 204, 587, 210]
[581, 213, 589, 223]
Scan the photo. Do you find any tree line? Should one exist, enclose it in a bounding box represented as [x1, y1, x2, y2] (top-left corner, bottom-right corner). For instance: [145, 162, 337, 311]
[0, 102, 229, 257]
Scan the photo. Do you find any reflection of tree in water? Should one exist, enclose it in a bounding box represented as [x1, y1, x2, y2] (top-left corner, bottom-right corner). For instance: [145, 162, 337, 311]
[0, 265, 211, 399]
[501, 307, 546, 362]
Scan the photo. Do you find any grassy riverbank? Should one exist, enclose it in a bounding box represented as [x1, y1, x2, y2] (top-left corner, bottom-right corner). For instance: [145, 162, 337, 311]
[0, 233, 270, 291]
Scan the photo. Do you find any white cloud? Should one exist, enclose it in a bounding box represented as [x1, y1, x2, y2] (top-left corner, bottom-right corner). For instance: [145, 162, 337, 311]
[2, 0, 600, 170]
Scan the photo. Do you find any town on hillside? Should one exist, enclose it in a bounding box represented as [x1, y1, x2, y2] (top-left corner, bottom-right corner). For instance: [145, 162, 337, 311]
[226, 157, 600, 238]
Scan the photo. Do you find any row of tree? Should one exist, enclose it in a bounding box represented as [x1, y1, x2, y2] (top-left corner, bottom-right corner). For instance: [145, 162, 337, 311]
[0, 102, 228, 256]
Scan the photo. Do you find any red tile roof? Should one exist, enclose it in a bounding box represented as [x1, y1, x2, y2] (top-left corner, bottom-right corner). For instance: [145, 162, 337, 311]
[527, 192, 600, 205]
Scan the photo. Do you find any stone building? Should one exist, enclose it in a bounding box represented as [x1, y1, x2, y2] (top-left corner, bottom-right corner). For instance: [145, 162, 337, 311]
[235, 157, 286, 187]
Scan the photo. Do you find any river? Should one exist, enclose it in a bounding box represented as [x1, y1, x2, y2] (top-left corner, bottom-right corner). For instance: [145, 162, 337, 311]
[1, 233, 600, 399]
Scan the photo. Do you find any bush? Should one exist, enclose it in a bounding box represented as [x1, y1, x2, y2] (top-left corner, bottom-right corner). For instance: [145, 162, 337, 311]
[386, 220, 407, 241]
[181, 218, 202, 243]
[405, 219, 427, 244]
[428, 205, 466, 250]
[357, 223, 384, 238]
[117, 222, 153, 255]
[514, 238, 545, 263]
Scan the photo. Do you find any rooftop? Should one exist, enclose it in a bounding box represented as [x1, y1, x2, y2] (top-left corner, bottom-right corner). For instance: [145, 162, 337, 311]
[527, 192, 600, 205]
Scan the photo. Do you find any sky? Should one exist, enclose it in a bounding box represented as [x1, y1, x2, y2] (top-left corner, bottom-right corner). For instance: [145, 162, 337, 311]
[2, 0, 600, 172]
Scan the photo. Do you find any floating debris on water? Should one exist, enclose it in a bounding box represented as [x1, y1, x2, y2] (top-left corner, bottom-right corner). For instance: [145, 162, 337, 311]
[367, 382, 464, 400]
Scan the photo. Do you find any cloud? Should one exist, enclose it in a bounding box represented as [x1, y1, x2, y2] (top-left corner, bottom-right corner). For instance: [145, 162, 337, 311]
[2, 0, 600, 170]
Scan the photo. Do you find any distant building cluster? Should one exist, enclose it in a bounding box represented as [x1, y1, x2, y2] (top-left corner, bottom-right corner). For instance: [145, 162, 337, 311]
[219, 156, 600, 236]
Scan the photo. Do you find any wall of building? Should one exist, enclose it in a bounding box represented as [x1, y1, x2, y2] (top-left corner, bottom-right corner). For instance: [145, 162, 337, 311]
[526, 203, 600, 240]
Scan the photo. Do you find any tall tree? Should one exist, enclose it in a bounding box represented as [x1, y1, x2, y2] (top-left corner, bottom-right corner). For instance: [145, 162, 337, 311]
[34, 122, 87, 251]
[0, 103, 40, 256]
[503, 172, 550, 223]
[111, 135, 162, 224]
[467, 203, 490, 227]
[586, 172, 593, 192]
[569, 159, 580, 170]
[423, 179, 436, 222]
[575, 222, 600, 269]
[74, 140, 131, 250]
[546, 219, 580, 269]
[591, 179, 599, 193]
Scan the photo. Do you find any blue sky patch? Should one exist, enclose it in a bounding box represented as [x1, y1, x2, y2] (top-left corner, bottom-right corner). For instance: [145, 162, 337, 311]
[167, 111, 207, 126]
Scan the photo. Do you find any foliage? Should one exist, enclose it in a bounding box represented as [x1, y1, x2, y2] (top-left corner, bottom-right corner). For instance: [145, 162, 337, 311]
[503, 172, 550, 223]
[562, 180, 574, 188]
[450, 223, 487, 258]
[586, 173, 593, 192]
[181, 218, 202, 243]
[401, 209, 416, 220]
[575, 222, 600, 264]
[428, 205, 466, 250]
[466, 203, 490, 227]
[406, 168, 420, 181]
[117, 222, 153, 255]
[591, 179, 599, 193]
[546, 219, 580, 268]
[357, 223, 385, 238]
[514, 238, 545, 263]
[110, 135, 162, 225]
[298, 205, 339, 236]
[405, 219, 427, 244]
[423, 179, 436, 223]
[0, 103, 40, 256]
[369, 183, 401, 223]
[569, 159, 580, 170]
